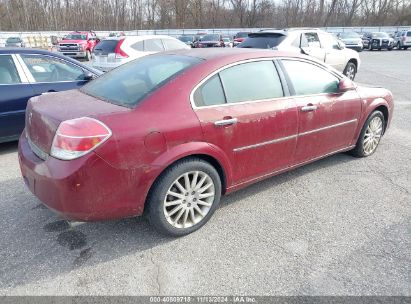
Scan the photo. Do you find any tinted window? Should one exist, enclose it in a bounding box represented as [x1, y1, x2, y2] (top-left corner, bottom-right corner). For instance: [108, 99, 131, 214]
[0, 55, 21, 84]
[238, 34, 286, 49]
[94, 40, 119, 54]
[82, 55, 201, 107]
[144, 39, 164, 52]
[282, 60, 339, 95]
[21, 55, 86, 82]
[194, 75, 226, 107]
[131, 41, 144, 51]
[162, 39, 187, 50]
[407, 32, 411, 37]
[220, 61, 283, 103]
[6, 37, 21, 43]
[304, 32, 321, 48]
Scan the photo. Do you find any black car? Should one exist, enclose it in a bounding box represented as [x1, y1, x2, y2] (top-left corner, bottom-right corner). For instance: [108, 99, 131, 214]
[0, 48, 102, 143]
[178, 35, 196, 47]
[362, 32, 394, 51]
[194, 34, 225, 48]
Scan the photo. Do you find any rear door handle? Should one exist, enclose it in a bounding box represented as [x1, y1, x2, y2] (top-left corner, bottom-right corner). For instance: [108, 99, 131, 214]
[301, 105, 318, 112]
[214, 118, 238, 126]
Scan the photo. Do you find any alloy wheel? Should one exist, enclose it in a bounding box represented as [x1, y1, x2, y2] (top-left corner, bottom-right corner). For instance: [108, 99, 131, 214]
[164, 171, 215, 229]
[345, 65, 356, 80]
[363, 116, 383, 155]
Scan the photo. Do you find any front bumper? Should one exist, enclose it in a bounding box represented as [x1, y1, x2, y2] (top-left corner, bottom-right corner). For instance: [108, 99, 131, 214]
[58, 51, 87, 58]
[18, 134, 144, 221]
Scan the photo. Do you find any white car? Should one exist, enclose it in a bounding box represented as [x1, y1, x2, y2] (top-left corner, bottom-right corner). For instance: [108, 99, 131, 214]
[238, 28, 361, 80]
[92, 35, 190, 72]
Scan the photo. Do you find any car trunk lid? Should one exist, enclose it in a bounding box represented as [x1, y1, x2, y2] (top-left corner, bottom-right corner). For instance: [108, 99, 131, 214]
[26, 89, 129, 155]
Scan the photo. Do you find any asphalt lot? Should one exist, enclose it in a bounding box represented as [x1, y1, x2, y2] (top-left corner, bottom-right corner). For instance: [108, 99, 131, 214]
[0, 50, 410, 296]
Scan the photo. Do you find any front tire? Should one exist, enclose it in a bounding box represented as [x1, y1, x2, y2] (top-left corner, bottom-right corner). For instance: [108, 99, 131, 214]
[350, 111, 385, 158]
[343, 62, 357, 80]
[146, 158, 222, 237]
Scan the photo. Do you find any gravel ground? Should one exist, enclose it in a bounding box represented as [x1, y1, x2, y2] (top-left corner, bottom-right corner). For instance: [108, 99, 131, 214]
[0, 50, 410, 296]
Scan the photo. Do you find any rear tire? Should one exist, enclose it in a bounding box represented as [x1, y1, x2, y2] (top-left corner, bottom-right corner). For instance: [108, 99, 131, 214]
[350, 111, 385, 158]
[146, 158, 222, 237]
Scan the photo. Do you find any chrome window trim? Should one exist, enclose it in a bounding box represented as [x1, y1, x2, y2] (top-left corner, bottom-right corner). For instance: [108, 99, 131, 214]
[233, 119, 357, 153]
[190, 56, 344, 110]
[16, 53, 89, 84]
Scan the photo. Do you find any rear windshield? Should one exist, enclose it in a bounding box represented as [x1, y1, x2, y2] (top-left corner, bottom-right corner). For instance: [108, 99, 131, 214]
[94, 40, 119, 53]
[6, 37, 21, 43]
[65, 34, 87, 40]
[179, 36, 193, 42]
[237, 34, 286, 49]
[81, 55, 202, 108]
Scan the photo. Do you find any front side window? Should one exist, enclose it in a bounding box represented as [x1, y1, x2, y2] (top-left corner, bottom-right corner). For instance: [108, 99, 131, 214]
[144, 39, 165, 52]
[319, 33, 340, 50]
[220, 61, 284, 103]
[21, 55, 86, 83]
[0, 55, 21, 84]
[282, 60, 339, 95]
[82, 54, 202, 107]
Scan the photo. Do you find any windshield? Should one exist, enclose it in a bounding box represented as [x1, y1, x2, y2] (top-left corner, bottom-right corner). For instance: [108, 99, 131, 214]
[65, 34, 87, 40]
[372, 32, 389, 38]
[179, 36, 193, 42]
[202, 34, 220, 41]
[81, 55, 202, 107]
[339, 32, 360, 39]
[6, 37, 21, 43]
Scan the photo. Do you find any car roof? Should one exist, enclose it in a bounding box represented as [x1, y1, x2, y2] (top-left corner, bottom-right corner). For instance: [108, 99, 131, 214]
[163, 48, 308, 63]
[103, 35, 179, 41]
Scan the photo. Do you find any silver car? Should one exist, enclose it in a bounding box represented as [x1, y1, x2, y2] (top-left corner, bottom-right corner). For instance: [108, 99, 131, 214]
[394, 30, 411, 50]
[238, 28, 361, 80]
[337, 32, 363, 52]
[5, 37, 25, 48]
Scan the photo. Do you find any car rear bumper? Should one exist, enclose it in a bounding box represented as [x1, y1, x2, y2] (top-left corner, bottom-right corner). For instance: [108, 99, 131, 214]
[18, 134, 145, 221]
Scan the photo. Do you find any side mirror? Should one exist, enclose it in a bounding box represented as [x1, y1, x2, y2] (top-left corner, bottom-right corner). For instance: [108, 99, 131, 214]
[339, 78, 355, 92]
[84, 71, 95, 81]
[337, 41, 345, 49]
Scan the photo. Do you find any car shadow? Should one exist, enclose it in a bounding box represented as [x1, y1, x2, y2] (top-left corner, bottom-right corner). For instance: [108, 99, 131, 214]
[0, 141, 18, 156]
[0, 150, 359, 290]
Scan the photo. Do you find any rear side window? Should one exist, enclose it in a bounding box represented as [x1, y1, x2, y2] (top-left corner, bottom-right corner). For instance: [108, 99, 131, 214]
[220, 61, 284, 103]
[407, 32, 411, 37]
[194, 75, 226, 107]
[131, 41, 144, 51]
[238, 34, 286, 49]
[282, 60, 339, 95]
[93, 40, 119, 54]
[81, 55, 202, 107]
[144, 39, 164, 52]
[0, 55, 21, 84]
[162, 39, 187, 50]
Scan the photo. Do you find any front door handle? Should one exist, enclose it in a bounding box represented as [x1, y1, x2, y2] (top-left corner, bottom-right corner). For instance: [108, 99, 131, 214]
[301, 105, 318, 112]
[214, 118, 238, 126]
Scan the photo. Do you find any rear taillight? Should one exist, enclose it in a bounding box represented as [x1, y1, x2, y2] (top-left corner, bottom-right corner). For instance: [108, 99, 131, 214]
[114, 38, 129, 59]
[51, 117, 111, 160]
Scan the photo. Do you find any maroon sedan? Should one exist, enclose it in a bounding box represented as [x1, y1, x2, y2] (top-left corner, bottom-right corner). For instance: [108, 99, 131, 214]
[18, 49, 393, 236]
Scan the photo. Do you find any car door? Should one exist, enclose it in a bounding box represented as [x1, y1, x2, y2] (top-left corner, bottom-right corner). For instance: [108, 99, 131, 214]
[192, 60, 298, 184]
[318, 32, 346, 72]
[279, 59, 361, 164]
[16, 54, 89, 94]
[0, 54, 35, 142]
[301, 32, 326, 63]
